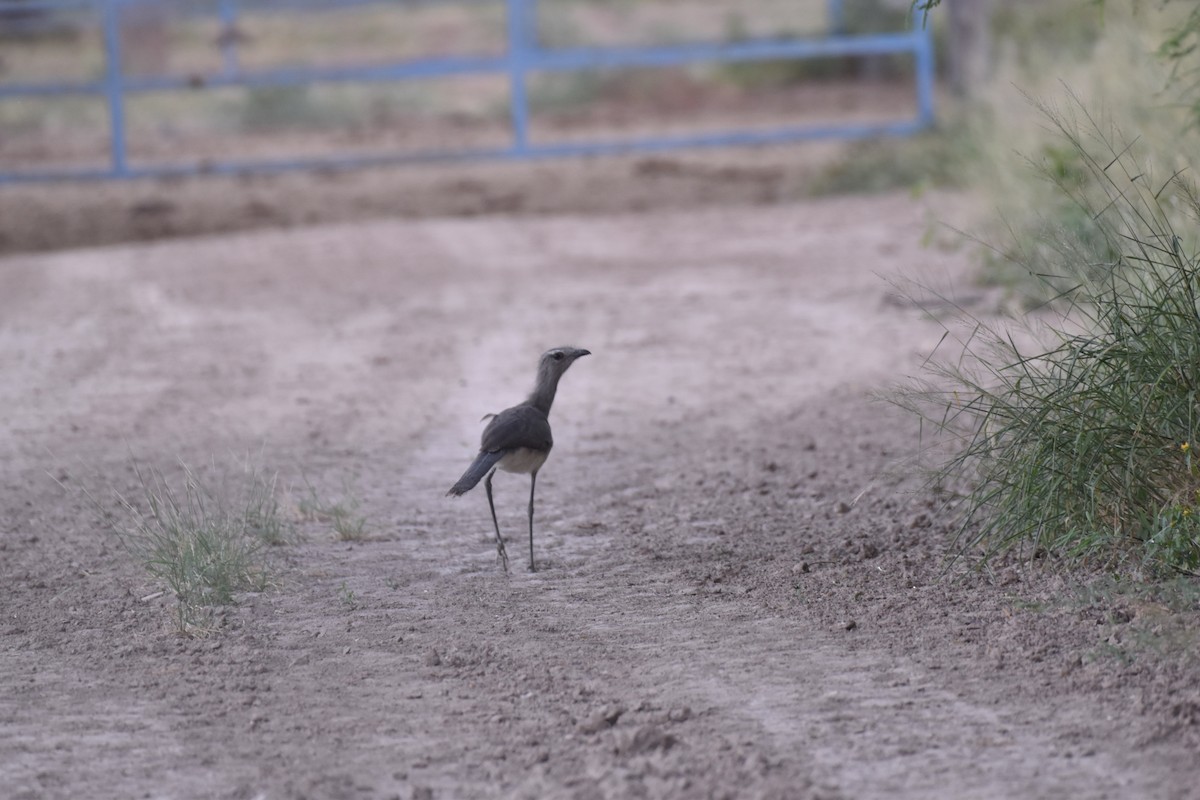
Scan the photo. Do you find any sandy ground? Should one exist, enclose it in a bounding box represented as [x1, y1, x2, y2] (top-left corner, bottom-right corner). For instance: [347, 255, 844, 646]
[1, 192, 1198, 799]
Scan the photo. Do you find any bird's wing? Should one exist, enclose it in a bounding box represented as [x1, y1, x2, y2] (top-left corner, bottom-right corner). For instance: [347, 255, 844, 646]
[481, 404, 552, 453]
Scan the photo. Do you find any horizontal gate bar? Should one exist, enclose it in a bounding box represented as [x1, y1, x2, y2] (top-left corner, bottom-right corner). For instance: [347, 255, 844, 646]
[2, 117, 928, 183]
[2, 31, 925, 96]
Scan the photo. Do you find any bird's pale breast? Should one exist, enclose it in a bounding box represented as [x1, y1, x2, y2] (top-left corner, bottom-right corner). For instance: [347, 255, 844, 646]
[497, 447, 549, 474]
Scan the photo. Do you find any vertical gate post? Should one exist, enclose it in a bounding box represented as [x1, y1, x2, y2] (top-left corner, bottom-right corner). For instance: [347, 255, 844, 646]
[100, 0, 129, 176]
[506, 0, 534, 153]
[826, 0, 844, 34]
[218, 0, 241, 74]
[912, 5, 935, 127]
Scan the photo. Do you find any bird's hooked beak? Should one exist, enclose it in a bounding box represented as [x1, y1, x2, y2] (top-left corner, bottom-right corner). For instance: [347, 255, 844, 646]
[574, 348, 591, 359]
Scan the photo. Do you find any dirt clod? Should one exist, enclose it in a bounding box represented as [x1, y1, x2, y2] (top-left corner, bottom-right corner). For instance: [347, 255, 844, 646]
[666, 707, 693, 723]
[579, 704, 626, 734]
[618, 725, 678, 756]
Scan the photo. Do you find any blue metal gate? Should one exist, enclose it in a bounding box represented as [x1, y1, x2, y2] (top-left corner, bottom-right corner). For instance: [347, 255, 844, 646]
[0, 0, 934, 183]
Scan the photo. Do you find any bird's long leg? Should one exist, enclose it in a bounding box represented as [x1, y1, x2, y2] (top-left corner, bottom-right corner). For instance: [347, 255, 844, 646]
[484, 468, 509, 574]
[528, 470, 538, 572]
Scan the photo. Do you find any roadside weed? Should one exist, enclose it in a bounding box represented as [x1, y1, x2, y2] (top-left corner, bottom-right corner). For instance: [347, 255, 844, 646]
[897, 101, 1200, 575]
[338, 581, 361, 610]
[98, 457, 284, 635]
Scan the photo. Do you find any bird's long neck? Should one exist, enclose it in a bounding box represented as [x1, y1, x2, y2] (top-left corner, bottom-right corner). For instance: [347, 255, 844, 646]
[526, 363, 561, 415]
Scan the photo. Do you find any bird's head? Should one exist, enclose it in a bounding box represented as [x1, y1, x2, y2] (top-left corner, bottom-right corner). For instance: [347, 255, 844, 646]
[540, 346, 591, 378]
[527, 346, 590, 412]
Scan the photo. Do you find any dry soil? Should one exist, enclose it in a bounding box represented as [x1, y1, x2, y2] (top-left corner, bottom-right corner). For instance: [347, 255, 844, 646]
[1, 189, 1198, 800]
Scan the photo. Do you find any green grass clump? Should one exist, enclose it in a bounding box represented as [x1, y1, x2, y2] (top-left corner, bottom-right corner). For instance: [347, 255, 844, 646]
[899, 105, 1200, 576]
[337, 581, 361, 611]
[102, 458, 284, 635]
[298, 478, 370, 542]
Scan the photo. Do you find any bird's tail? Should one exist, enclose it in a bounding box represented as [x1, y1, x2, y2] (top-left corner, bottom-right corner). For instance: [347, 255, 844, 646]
[447, 450, 503, 496]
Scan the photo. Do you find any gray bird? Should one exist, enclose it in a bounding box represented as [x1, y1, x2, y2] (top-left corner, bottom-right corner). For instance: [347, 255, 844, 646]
[447, 346, 591, 572]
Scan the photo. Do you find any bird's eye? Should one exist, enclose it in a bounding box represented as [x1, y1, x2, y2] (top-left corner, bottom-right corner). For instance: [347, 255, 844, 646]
[552, 352, 565, 361]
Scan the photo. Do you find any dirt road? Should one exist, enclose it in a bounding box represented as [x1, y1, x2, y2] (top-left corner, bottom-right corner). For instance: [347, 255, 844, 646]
[1, 194, 1196, 799]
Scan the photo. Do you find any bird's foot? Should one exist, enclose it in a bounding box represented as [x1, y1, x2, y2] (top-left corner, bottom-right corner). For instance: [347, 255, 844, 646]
[495, 539, 510, 574]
